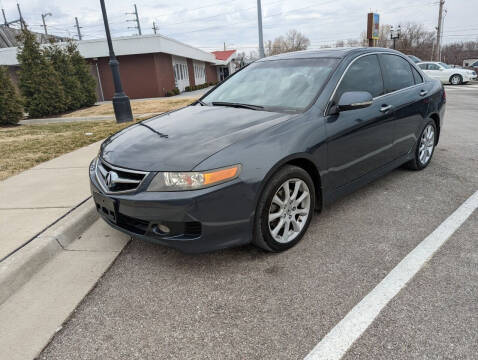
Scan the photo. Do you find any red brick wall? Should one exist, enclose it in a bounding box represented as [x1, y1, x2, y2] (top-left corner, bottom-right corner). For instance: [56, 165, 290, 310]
[187, 59, 195, 88]
[206, 64, 218, 83]
[153, 53, 176, 96]
[92, 53, 176, 100]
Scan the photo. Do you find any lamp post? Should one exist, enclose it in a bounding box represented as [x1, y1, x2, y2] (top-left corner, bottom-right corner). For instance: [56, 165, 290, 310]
[99, 0, 133, 123]
[390, 25, 401, 50]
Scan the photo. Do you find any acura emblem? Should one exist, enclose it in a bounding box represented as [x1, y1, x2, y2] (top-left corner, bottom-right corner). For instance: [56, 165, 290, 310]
[105, 171, 118, 189]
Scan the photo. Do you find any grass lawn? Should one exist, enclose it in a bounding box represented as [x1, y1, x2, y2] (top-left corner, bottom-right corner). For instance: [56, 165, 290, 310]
[0, 97, 197, 180]
[61, 97, 199, 118]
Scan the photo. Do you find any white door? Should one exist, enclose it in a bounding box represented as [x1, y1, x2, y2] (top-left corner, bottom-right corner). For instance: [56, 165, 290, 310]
[193, 60, 206, 85]
[421, 63, 447, 83]
[172, 56, 190, 92]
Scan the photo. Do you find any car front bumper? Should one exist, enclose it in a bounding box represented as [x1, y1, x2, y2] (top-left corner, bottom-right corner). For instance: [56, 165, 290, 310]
[89, 160, 255, 253]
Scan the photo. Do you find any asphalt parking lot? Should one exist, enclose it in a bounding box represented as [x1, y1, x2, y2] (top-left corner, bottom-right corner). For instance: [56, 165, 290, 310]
[41, 84, 478, 360]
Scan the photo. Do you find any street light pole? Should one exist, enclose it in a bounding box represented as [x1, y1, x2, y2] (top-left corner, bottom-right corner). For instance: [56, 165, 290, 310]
[257, 0, 265, 58]
[99, 0, 133, 123]
[41, 13, 52, 36]
[390, 25, 401, 50]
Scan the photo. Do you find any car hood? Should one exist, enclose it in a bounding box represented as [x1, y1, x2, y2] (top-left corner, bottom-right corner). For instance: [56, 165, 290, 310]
[100, 105, 294, 171]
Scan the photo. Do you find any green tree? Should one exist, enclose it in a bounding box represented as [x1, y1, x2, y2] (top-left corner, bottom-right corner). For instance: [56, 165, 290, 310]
[16, 30, 66, 118]
[66, 42, 97, 107]
[44, 42, 83, 111]
[0, 66, 24, 125]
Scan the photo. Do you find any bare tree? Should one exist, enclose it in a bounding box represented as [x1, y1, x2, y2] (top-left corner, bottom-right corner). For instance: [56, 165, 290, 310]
[335, 40, 345, 48]
[346, 38, 360, 47]
[265, 29, 310, 56]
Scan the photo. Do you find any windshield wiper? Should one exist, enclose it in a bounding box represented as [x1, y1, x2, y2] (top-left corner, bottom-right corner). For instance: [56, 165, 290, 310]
[195, 99, 207, 106]
[211, 102, 264, 111]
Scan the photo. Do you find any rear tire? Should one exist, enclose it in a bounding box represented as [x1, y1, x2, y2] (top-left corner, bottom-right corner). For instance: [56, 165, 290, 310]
[405, 120, 437, 170]
[253, 165, 315, 252]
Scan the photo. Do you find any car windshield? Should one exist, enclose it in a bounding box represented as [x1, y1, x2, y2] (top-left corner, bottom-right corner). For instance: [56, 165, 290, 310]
[438, 62, 451, 69]
[202, 58, 339, 112]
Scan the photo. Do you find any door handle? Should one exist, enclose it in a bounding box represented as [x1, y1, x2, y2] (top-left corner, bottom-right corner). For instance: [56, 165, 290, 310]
[420, 90, 428, 97]
[380, 104, 393, 113]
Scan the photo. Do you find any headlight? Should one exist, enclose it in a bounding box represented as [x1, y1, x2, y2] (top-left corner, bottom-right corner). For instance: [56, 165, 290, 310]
[147, 164, 241, 191]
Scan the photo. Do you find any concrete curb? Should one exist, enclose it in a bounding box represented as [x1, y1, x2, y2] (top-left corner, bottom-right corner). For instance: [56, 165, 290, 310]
[0, 199, 98, 306]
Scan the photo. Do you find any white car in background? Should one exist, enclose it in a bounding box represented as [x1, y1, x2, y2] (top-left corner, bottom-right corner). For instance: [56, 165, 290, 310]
[417, 61, 477, 85]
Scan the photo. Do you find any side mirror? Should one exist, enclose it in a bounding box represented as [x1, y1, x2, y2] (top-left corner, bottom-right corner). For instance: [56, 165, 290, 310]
[336, 91, 373, 112]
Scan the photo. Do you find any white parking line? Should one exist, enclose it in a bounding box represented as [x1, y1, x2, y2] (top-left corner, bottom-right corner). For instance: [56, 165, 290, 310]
[445, 85, 478, 91]
[304, 190, 478, 360]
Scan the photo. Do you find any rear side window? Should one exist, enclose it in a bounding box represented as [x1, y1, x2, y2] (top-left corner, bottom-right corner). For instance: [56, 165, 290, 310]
[418, 63, 427, 70]
[379, 54, 415, 93]
[411, 66, 423, 84]
[336, 54, 383, 99]
[428, 63, 440, 70]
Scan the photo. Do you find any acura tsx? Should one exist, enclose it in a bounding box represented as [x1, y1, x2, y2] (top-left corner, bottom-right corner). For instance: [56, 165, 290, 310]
[90, 47, 446, 253]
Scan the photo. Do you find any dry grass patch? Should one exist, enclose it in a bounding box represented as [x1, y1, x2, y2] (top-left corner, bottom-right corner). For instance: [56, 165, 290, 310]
[1, 96, 197, 180]
[0, 121, 136, 180]
[61, 97, 198, 118]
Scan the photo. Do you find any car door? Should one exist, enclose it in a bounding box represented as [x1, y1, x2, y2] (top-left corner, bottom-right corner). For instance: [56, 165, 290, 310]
[325, 54, 395, 189]
[378, 54, 431, 159]
[425, 63, 447, 83]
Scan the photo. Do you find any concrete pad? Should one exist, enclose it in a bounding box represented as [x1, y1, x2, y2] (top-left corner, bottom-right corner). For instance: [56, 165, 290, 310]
[0, 168, 91, 209]
[0, 208, 67, 260]
[0, 223, 130, 360]
[0, 251, 120, 360]
[66, 219, 130, 252]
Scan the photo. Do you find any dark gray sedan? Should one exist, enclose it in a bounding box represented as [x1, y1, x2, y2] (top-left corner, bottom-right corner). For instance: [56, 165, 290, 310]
[90, 47, 446, 253]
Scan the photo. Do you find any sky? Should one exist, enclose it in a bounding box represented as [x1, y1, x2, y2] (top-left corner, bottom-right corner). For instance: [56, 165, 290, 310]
[1, 0, 477, 53]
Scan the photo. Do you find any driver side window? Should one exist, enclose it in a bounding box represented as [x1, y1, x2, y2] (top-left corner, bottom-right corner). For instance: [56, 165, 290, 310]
[335, 54, 384, 101]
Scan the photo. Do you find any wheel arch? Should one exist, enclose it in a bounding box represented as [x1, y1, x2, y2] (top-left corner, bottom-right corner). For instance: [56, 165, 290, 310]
[429, 113, 441, 145]
[255, 154, 323, 212]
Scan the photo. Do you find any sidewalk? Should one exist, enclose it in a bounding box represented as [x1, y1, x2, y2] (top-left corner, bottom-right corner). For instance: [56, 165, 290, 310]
[0, 141, 101, 261]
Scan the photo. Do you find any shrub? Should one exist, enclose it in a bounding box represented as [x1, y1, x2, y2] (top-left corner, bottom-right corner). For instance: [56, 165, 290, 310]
[16, 30, 66, 118]
[173, 87, 180, 95]
[44, 43, 83, 111]
[165, 90, 174, 97]
[185, 86, 191, 92]
[66, 42, 97, 107]
[0, 66, 23, 125]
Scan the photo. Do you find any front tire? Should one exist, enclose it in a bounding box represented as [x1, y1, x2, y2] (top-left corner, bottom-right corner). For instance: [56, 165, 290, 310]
[450, 74, 463, 85]
[253, 165, 315, 252]
[406, 120, 437, 170]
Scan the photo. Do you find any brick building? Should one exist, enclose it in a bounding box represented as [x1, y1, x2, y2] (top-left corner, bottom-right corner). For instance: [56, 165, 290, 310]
[0, 33, 232, 101]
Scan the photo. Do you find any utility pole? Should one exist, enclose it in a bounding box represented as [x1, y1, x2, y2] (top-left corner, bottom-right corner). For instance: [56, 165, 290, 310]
[41, 13, 52, 36]
[152, 21, 158, 34]
[17, 3, 25, 29]
[75, 17, 82, 40]
[435, 0, 445, 61]
[100, 0, 133, 123]
[126, 4, 141, 36]
[223, 42, 226, 51]
[256, 0, 264, 58]
[1, 5, 25, 29]
[2, 8, 7, 26]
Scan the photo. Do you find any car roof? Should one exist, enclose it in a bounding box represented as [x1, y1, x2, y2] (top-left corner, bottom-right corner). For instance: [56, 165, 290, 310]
[257, 47, 405, 61]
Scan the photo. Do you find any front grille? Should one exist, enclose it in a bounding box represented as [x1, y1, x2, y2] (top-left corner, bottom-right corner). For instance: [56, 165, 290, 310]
[96, 158, 148, 193]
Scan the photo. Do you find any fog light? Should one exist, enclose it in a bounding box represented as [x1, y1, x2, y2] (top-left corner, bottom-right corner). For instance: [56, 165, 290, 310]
[156, 224, 170, 234]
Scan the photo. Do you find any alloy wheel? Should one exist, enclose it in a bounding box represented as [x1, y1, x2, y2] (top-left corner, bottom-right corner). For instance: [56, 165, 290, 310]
[418, 124, 435, 165]
[268, 178, 311, 244]
[451, 75, 461, 85]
